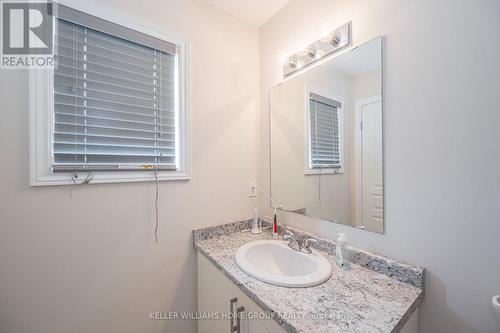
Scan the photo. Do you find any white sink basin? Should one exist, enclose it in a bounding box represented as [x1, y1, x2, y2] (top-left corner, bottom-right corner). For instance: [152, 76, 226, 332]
[234, 240, 332, 287]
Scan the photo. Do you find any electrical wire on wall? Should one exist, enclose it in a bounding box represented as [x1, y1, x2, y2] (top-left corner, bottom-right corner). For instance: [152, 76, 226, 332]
[151, 49, 162, 244]
[153, 167, 159, 244]
[69, 171, 93, 199]
[318, 168, 322, 208]
[141, 164, 161, 243]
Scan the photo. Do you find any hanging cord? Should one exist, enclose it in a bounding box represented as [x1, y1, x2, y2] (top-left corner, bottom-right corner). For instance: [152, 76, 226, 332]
[151, 49, 162, 244]
[253, 185, 280, 209]
[69, 171, 93, 199]
[142, 164, 161, 243]
[318, 168, 322, 208]
[153, 167, 159, 244]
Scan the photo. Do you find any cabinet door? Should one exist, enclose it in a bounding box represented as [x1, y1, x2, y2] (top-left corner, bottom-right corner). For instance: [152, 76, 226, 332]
[198, 253, 285, 333]
[198, 253, 249, 333]
[198, 253, 231, 333]
[237, 291, 284, 333]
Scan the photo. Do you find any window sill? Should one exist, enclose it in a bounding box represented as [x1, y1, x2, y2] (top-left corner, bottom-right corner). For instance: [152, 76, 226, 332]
[304, 168, 344, 175]
[30, 170, 191, 186]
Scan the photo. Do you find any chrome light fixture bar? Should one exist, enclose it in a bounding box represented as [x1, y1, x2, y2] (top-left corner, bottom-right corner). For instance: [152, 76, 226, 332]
[283, 22, 351, 77]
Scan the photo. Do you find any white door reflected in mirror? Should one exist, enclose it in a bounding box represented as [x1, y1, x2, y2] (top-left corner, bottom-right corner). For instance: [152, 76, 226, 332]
[357, 96, 383, 233]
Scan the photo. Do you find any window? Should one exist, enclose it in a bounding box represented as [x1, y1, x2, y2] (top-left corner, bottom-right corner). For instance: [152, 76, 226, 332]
[30, 3, 189, 185]
[308, 92, 342, 170]
[53, 19, 176, 172]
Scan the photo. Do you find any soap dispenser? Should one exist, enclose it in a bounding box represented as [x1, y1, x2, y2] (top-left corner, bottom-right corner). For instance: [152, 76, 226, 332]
[250, 204, 261, 234]
[335, 233, 351, 269]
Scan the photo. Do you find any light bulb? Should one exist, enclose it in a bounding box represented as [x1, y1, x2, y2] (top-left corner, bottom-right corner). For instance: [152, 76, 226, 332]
[314, 49, 326, 60]
[319, 23, 334, 42]
[276, 52, 288, 65]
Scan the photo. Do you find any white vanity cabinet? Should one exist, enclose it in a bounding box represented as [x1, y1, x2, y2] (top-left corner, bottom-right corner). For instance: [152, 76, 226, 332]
[197, 253, 285, 333]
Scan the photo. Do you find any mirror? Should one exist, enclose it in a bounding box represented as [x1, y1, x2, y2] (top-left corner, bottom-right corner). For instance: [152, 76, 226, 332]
[270, 37, 384, 233]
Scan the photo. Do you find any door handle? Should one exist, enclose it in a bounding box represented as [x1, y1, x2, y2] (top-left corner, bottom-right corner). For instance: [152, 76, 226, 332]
[229, 298, 245, 333]
[229, 297, 238, 332]
[235, 306, 245, 333]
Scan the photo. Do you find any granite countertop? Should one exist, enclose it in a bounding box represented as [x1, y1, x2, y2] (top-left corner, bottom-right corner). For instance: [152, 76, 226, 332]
[193, 219, 424, 333]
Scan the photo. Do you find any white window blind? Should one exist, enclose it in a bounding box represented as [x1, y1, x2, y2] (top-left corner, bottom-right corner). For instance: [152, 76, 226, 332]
[309, 93, 342, 169]
[53, 11, 178, 172]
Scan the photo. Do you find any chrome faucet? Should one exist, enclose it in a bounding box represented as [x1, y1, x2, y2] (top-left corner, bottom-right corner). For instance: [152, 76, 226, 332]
[283, 230, 301, 251]
[303, 238, 318, 254]
[283, 230, 317, 254]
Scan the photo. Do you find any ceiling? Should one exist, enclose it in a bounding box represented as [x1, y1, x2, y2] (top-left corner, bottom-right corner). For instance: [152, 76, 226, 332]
[203, 0, 290, 28]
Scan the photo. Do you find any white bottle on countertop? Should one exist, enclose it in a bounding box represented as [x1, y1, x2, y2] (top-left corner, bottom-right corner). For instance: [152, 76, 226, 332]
[335, 233, 351, 269]
[250, 205, 261, 234]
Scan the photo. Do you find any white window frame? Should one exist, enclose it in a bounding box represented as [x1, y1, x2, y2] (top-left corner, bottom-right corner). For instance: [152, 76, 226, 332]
[304, 85, 344, 175]
[29, 0, 190, 186]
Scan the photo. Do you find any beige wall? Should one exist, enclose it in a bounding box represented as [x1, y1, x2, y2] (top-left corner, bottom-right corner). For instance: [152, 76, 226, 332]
[259, 0, 500, 332]
[0, 1, 259, 333]
[351, 69, 381, 103]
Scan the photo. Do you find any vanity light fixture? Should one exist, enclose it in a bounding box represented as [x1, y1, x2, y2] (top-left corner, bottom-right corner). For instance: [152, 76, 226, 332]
[283, 22, 351, 77]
